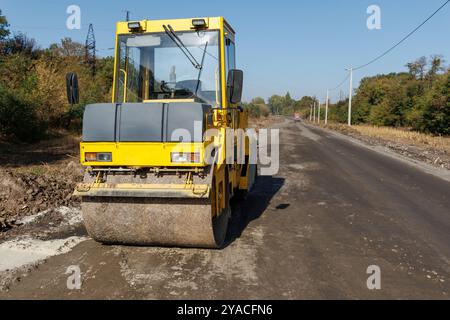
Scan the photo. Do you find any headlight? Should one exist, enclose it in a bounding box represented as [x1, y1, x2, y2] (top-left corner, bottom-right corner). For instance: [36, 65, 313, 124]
[128, 22, 142, 31]
[85, 152, 112, 162]
[192, 19, 207, 29]
[171, 152, 200, 163]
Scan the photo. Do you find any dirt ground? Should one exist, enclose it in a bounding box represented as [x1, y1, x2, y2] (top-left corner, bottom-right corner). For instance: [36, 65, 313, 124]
[0, 135, 84, 233]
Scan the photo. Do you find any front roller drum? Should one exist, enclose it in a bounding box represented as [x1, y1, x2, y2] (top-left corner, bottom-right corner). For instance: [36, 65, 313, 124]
[81, 196, 230, 248]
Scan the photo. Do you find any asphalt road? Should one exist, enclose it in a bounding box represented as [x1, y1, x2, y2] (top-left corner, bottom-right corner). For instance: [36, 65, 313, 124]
[2, 120, 450, 299]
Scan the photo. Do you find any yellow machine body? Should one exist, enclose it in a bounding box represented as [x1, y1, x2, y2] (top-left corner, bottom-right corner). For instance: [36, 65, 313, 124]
[75, 17, 255, 248]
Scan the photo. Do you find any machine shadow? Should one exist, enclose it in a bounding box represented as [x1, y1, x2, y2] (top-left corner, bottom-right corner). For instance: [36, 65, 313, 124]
[225, 176, 285, 247]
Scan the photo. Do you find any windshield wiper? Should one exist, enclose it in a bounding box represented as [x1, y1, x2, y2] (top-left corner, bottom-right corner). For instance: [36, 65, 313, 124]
[195, 41, 208, 95]
[163, 24, 202, 70]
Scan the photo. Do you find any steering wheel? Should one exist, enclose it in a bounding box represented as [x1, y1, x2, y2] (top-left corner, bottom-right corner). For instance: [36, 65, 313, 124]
[160, 81, 176, 93]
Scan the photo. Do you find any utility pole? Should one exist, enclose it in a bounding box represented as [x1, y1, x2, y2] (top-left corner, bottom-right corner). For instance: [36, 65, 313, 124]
[346, 67, 353, 126]
[309, 104, 313, 122]
[126, 10, 130, 21]
[325, 89, 329, 125]
[313, 101, 316, 123]
[317, 100, 321, 124]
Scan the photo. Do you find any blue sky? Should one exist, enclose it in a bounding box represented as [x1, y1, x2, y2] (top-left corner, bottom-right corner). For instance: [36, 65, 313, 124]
[1, 0, 450, 102]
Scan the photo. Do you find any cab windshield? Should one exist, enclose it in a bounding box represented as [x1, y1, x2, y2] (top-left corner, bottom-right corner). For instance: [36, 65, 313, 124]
[115, 30, 221, 106]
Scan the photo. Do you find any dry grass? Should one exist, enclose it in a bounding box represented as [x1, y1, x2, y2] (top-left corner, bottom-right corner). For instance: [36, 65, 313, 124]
[351, 125, 450, 153]
[248, 115, 283, 129]
[0, 134, 80, 168]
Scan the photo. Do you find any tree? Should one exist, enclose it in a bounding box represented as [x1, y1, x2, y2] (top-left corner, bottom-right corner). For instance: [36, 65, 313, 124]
[0, 9, 9, 41]
[0, 32, 115, 140]
[406, 62, 419, 79]
[267, 93, 296, 116]
[410, 73, 450, 134]
[282, 92, 295, 114]
[294, 96, 314, 116]
[285, 92, 294, 106]
[427, 55, 445, 80]
[252, 97, 265, 105]
[328, 99, 349, 123]
[1, 32, 39, 57]
[268, 95, 284, 115]
[49, 37, 85, 57]
[0, 82, 44, 142]
[406, 56, 427, 80]
[243, 97, 270, 118]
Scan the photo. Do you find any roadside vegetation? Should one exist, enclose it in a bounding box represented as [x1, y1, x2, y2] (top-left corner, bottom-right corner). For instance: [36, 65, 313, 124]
[246, 58, 449, 137]
[351, 125, 450, 153]
[323, 121, 450, 153]
[0, 8, 448, 144]
[326, 55, 450, 135]
[0, 10, 113, 143]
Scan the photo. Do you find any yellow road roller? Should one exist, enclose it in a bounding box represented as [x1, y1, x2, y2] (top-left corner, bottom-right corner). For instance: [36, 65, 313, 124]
[67, 17, 257, 248]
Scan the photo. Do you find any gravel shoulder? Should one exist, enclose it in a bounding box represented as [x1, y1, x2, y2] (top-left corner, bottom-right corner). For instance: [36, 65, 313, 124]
[314, 122, 450, 171]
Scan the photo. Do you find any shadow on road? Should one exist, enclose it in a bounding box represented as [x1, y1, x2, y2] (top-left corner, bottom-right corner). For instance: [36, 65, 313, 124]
[225, 176, 285, 247]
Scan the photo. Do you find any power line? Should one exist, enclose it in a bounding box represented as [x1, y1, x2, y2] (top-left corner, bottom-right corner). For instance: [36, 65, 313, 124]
[329, 73, 350, 91]
[354, 0, 450, 71]
[324, 0, 450, 125]
[11, 25, 114, 32]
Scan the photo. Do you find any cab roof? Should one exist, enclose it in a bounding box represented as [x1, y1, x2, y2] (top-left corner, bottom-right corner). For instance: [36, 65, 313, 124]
[116, 17, 235, 35]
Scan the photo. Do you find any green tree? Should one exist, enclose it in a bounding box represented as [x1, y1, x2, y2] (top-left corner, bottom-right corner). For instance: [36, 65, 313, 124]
[0, 80, 44, 142]
[252, 97, 265, 105]
[1, 32, 39, 57]
[406, 56, 427, 80]
[267, 93, 295, 116]
[0, 9, 9, 41]
[243, 97, 270, 118]
[294, 96, 315, 117]
[0, 32, 116, 140]
[268, 95, 284, 115]
[426, 55, 445, 84]
[50, 37, 85, 57]
[282, 92, 295, 115]
[327, 99, 349, 123]
[428, 55, 445, 77]
[409, 73, 450, 134]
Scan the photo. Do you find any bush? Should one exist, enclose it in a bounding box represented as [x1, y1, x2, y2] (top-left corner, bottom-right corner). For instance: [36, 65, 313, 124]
[409, 74, 450, 134]
[0, 84, 46, 142]
[244, 97, 271, 118]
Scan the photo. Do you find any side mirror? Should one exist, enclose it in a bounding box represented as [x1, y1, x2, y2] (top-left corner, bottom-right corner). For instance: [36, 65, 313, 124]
[227, 69, 243, 104]
[66, 73, 79, 105]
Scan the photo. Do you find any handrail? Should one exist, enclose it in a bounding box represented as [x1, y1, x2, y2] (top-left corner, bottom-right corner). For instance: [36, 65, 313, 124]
[119, 69, 127, 103]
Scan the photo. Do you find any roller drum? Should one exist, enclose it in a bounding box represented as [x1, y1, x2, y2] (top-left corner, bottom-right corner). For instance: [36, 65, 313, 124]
[81, 196, 230, 248]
